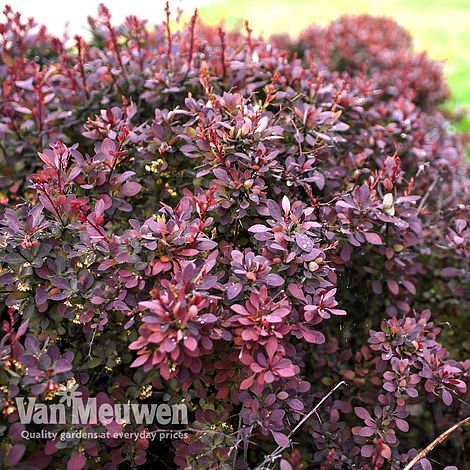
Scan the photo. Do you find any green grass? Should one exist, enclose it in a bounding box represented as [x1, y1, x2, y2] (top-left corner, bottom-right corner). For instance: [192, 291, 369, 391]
[197, 0, 470, 131]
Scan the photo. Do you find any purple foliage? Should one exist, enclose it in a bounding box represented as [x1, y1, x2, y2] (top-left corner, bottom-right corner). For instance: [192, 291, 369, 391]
[0, 4, 469, 469]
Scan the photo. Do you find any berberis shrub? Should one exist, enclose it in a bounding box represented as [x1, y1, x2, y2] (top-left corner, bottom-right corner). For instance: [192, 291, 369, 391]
[0, 5, 469, 469]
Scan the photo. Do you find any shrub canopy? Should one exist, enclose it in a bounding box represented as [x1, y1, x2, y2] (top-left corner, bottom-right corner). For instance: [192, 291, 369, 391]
[0, 5, 469, 469]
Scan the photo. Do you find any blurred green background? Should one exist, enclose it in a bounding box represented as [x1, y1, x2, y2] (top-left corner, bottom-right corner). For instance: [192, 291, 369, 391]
[197, 0, 470, 130]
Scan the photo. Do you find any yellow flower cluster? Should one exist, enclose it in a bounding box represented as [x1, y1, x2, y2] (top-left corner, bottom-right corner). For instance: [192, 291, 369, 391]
[139, 384, 153, 399]
[144, 159, 164, 173]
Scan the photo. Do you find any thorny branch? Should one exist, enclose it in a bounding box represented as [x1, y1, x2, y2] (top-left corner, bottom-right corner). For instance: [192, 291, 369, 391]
[255, 381, 347, 469]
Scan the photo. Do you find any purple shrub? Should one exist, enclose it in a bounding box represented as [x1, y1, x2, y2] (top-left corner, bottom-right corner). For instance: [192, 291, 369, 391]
[0, 4, 469, 469]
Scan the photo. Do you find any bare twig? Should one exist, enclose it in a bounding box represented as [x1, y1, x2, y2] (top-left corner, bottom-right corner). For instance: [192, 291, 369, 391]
[417, 176, 440, 212]
[403, 416, 470, 470]
[231, 414, 243, 470]
[87, 327, 97, 359]
[255, 381, 347, 470]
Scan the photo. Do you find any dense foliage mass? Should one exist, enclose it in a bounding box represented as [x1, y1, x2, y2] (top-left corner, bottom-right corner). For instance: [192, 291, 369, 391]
[0, 5, 469, 469]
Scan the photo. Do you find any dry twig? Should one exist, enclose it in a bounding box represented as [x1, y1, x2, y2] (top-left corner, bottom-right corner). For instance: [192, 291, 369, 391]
[403, 416, 470, 470]
[255, 381, 347, 469]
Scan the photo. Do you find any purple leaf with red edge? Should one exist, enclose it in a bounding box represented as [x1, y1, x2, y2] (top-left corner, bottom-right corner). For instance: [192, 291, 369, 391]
[265, 273, 284, 286]
[67, 452, 86, 470]
[302, 328, 325, 344]
[120, 181, 142, 197]
[354, 407, 372, 421]
[395, 418, 409, 432]
[364, 232, 383, 245]
[280, 459, 293, 470]
[272, 430, 290, 447]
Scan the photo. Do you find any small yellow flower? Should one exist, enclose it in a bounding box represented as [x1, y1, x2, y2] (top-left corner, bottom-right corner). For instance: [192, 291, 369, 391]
[139, 384, 153, 399]
[145, 159, 164, 174]
[3, 404, 16, 415]
[45, 389, 58, 400]
[152, 213, 166, 222]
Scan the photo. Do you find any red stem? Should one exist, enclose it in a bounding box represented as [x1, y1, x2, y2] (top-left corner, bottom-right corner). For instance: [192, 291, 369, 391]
[187, 9, 198, 69]
[165, 1, 173, 70]
[218, 27, 227, 78]
[75, 35, 90, 99]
